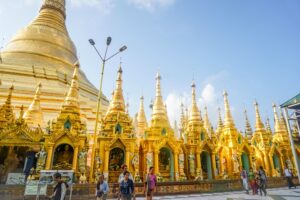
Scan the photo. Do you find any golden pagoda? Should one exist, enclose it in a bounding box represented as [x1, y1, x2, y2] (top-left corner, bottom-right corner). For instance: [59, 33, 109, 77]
[0, 0, 108, 134]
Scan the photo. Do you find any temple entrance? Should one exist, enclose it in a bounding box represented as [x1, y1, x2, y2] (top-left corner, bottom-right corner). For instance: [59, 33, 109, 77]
[108, 147, 125, 182]
[241, 152, 250, 172]
[53, 144, 74, 170]
[159, 147, 174, 181]
[201, 151, 212, 180]
[272, 154, 281, 172]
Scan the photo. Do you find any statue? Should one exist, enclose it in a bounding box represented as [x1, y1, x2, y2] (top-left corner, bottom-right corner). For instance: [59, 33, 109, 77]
[4, 149, 19, 176]
[36, 146, 47, 171]
[55, 144, 73, 169]
[131, 154, 139, 172]
[195, 168, 203, 181]
[78, 148, 87, 173]
[232, 154, 240, 173]
[79, 172, 87, 184]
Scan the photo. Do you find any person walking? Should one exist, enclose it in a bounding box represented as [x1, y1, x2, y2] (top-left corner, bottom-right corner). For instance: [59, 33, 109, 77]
[257, 166, 267, 196]
[119, 171, 134, 200]
[118, 164, 133, 183]
[240, 167, 249, 194]
[96, 174, 109, 200]
[248, 168, 257, 195]
[284, 166, 296, 189]
[49, 172, 68, 200]
[144, 167, 157, 200]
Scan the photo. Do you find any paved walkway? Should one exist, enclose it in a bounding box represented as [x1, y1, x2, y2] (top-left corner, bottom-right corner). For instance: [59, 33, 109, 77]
[135, 187, 300, 200]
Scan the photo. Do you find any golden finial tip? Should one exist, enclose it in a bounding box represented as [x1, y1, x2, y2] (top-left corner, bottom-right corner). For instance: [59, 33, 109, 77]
[223, 90, 228, 96]
[156, 72, 161, 80]
[118, 66, 123, 73]
[272, 103, 276, 108]
[191, 80, 196, 88]
[140, 96, 144, 100]
[74, 60, 80, 68]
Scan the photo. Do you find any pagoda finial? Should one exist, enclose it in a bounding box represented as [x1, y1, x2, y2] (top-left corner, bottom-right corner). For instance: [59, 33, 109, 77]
[137, 96, 148, 135]
[63, 62, 79, 108]
[216, 107, 223, 134]
[41, 0, 66, 19]
[254, 101, 265, 131]
[151, 72, 167, 120]
[272, 103, 281, 133]
[0, 84, 15, 124]
[189, 81, 201, 122]
[244, 109, 253, 140]
[107, 64, 125, 113]
[279, 108, 287, 130]
[203, 106, 212, 135]
[23, 82, 44, 127]
[223, 91, 234, 127]
[265, 117, 272, 134]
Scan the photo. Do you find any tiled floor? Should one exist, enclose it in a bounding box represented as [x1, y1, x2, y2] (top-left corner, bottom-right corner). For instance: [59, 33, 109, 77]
[134, 187, 300, 200]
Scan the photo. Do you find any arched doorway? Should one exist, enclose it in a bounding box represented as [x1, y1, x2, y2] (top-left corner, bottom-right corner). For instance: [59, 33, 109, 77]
[241, 152, 250, 172]
[108, 147, 125, 182]
[201, 151, 212, 180]
[159, 147, 174, 181]
[53, 144, 74, 170]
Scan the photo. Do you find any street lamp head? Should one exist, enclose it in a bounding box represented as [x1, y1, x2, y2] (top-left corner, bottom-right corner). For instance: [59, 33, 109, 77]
[119, 45, 127, 52]
[106, 37, 112, 46]
[89, 39, 95, 46]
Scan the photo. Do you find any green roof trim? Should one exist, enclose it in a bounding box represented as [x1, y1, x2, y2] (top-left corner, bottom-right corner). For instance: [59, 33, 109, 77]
[281, 93, 300, 108]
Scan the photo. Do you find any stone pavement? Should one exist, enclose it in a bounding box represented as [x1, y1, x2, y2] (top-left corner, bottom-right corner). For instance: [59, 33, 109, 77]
[135, 187, 300, 200]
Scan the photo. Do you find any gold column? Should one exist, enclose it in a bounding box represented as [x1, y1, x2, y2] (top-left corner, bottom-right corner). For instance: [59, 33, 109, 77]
[45, 146, 53, 170]
[279, 155, 285, 171]
[104, 149, 110, 173]
[125, 151, 130, 167]
[263, 153, 270, 175]
[174, 151, 179, 181]
[228, 149, 232, 175]
[72, 146, 79, 171]
[196, 151, 201, 170]
[154, 150, 159, 174]
[211, 153, 216, 178]
[268, 154, 275, 176]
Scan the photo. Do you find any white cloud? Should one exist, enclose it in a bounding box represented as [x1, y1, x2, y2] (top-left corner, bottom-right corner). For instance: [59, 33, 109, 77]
[165, 92, 189, 124]
[128, 0, 175, 12]
[201, 84, 216, 103]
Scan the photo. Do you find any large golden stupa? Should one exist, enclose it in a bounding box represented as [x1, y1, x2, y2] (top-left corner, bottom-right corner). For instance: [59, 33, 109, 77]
[0, 0, 108, 131]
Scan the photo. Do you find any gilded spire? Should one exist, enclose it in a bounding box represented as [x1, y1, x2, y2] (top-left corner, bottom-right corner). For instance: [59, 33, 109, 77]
[23, 83, 44, 127]
[273, 103, 281, 133]
[137, 96, 148, 135]
[151, 72, 168, 123]
[203, 106, 212, 135]
[223, 91, 235, 127]
[188, 81, 201, 122]
[216, 107, 223, 134]
[0, 85, 15, 124]
[279, 108, 287, 130]
[108, 65, 125, 113]
[63, 62, 79, 109]
[265, 117, 272, 134]
[244, 109, 253, 140]
[254, 101, 265, 131]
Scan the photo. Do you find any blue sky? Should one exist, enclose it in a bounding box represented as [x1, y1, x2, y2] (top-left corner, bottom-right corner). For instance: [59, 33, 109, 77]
[0, 0, 299, 132]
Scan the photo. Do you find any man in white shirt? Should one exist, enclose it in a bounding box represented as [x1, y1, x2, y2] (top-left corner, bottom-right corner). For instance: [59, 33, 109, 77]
[118, 164, 133, 183]
[284, 166, 296, 189]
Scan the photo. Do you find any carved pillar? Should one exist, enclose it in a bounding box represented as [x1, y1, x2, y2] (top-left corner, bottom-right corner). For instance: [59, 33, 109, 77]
[103, 148, 110, 180]
[211, 153, 216, 178]
[45, 146, 53, 170]
[174, 151, 179, 181]
[279, 155, 285, 173]
[154, 150, 159, 174]
[196, 151, 201, 170]
[263, 153, 270, 176]
[125, 151, 130, 167]
[268, 154, 275, 176]
[72, 146, 79, 171]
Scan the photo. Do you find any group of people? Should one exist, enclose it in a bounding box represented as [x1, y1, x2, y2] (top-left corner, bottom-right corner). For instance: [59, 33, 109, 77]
[241, 166, 267, 196]
[95, 164, 157, 200]
[241, 165, 297, 197]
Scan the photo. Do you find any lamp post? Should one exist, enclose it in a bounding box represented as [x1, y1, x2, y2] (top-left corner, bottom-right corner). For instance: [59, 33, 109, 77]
[88, 37, 127, 182]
